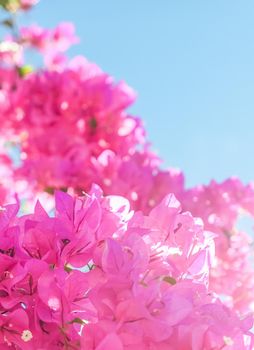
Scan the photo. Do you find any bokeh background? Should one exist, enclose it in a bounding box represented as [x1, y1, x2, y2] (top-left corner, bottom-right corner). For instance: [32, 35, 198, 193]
[22, 0, 254, 187]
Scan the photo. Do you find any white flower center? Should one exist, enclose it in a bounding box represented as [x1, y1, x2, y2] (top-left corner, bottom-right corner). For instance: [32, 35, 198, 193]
[223, 336, 234, 346]
[21, 330, 33, 342]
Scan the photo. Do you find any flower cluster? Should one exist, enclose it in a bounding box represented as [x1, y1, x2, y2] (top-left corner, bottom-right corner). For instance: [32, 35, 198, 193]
[2, 62, 144, 189]
[0, 187, 252, 349]
[181, 178, 254, 314]
[0, 3, 254, 348]
[19, 22, 79, 68]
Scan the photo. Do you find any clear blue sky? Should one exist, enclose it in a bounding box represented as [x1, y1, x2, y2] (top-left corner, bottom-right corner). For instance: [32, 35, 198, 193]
[22, 1, 254, 187]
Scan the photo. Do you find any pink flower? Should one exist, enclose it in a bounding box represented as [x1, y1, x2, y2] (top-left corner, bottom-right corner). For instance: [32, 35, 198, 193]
[181, 178, 254, 313]
[20, 25, 51, 51]
[0, 41, 23, 66]
[20, 22, 78, 54]
[0, 187, 250, 349]
[20, 0, 39, 10]
[0, 17, 254, 348]
[0, 309, 34, 349]
[52, 22, 79, 52]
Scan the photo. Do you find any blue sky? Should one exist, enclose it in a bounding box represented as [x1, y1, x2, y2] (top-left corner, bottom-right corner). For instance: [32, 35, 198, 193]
[22, 1, 254, 187]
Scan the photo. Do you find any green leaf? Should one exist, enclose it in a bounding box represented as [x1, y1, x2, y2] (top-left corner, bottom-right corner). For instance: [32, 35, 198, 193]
[1, 17, 14, 28]
[0, 0, 9, 9]
[64, 264, 72, 273]
[163, 276, 177, 285]
[0, 0, 20, 12]
[59, 187, 68, 193]
[69, 318, 87, 325]
[44, 186, 54, 195]
[89, 116, 97, 129]
[17, 65, 33, 78]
